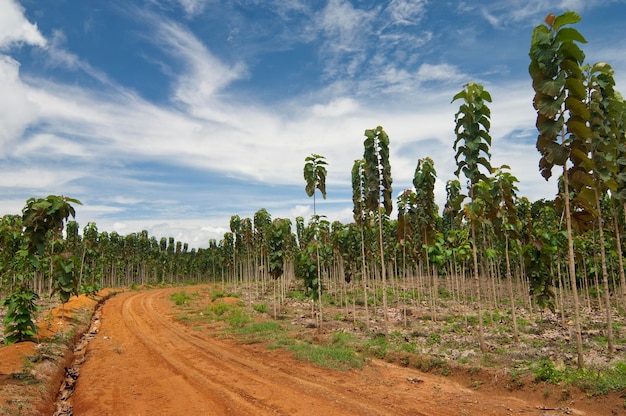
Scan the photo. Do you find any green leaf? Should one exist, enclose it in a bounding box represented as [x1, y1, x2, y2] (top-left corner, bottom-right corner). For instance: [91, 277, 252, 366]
[567, 119, 591, 140]
[553, 11, 581, 30]
[543, 141, 570, 165]
[565, 96, 589, 119]
[530, 24, 551, 45]
[538, 73, 566, 96]
[555, 27, 587, 44]
[537, 116, 564, 137]
[558, 42, 585, 65]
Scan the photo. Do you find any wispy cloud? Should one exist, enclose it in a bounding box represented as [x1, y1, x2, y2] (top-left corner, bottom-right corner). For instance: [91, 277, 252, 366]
[0, 0, 46, 50]
[386, 0, 428, 25]
[151, 18, 247, 107]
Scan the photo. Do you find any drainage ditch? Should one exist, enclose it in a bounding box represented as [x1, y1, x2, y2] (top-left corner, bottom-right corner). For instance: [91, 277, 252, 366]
[52, 301, 104, 416]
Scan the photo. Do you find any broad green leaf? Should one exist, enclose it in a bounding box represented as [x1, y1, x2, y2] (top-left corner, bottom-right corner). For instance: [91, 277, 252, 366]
[538, 73, 566, 96]
[558, 42, 585, 65]
[531, 24, 551, 45]
[537, 116, 564, 137]
[543, 141, 570, 165]
[565, 96, 590, 119]
[555, 27, 587, 44]
[564, 76, 586, 100]
[553, 11, 581, 30]
[567, 118, 591, 140]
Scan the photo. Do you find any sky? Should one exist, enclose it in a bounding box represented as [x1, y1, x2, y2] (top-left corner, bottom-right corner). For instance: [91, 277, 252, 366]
[1, 0, 626, 249]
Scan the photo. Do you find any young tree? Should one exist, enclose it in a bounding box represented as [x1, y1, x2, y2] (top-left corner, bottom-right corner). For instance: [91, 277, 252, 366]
[529, 11, 589, 367]
[452, 82, 493, 353]
[363, 126, 393, 335]
[304, 153, 328, 328]
[2, 195, 81, 344]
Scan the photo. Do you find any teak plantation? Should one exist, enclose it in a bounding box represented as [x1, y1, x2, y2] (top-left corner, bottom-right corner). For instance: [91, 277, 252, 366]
[2, 11, 626, 383]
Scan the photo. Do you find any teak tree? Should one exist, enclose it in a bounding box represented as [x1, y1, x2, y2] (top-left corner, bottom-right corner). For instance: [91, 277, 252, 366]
[452, 82, 493, 353]
[304, 153, 328, 328]
[529, 11, 588, 367]
[2, 195, 81, 344]
[363, 126, 393, 336]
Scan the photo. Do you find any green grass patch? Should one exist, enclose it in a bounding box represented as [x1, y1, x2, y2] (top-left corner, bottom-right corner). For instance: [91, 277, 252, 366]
[288, 342, 364, 371]
[210, 290, 239, 302]
[565, 361, 626, 395]
[234, 321, 288, 345]
[252, 302, 268, 314]
[205, 302, 234, 317]
[170, 291, 194, 306]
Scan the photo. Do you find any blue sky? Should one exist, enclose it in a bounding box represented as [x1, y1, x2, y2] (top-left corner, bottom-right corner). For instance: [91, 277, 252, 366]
[1, 0, 625, 248]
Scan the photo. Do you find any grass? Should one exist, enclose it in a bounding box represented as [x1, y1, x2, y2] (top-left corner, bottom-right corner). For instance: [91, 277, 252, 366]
[252, 302, 268, 314]
[210, 290, 239, 302]
[165, 283, 626, 400]
[288, 342, 365, 371]
[170, 291, 194, 306]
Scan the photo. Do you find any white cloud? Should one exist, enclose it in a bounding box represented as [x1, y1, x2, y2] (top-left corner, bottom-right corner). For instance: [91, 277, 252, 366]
[416, 63, 466, 83]
[153, 19, 247, 107]
[317, 0, 377, 54]
[177, 0, 211, 16]
[0, 0, 46, 50]
[386, 0, 428, 25]
[0, 166, 82, 189]
[0, 56, 41, 154]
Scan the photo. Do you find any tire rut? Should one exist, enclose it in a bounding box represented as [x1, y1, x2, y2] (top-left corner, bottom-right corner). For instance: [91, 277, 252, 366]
[69, 287, 539, 416]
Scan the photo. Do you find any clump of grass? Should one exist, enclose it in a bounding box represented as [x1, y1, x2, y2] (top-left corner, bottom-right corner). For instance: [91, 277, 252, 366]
[205, 302, 234, 317]
[289, 342, 364, 371]
[533, 359, 563, 383]
[565, 361, 626, 395]
[235, 321, 287, 345]
[228, 309, 251, 328]
[363, 334, 389, 359]
[210, 290, 239, 302]
[8, 358, 38, 384]
[170, 291, 193, 306]
[252, 302, 268, 314]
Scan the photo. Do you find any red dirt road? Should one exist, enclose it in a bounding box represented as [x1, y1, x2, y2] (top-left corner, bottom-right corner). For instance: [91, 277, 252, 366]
[70, 288, 592, 416]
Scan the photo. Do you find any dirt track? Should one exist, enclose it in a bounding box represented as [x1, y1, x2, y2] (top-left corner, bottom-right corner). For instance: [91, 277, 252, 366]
[69, 288, 585, 416]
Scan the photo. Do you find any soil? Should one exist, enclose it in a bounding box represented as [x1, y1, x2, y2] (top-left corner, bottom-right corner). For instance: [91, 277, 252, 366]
[1, 285, 624, 415]
[0, 292, 103, 415]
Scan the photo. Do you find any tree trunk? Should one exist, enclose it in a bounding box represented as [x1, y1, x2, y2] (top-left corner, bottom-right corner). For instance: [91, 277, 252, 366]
[594, 188, 614, 354]
[470, 220, 486, 353]
[563, 164, 585, 368]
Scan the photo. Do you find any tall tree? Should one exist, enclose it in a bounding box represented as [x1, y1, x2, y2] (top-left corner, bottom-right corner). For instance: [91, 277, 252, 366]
[304, 153, 328, 328]
[363, 126, 393, 335]
[452, 82, 493, 353]
[529, 11, 589, 367]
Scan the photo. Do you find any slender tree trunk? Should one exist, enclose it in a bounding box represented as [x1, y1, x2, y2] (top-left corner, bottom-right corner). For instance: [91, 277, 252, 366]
[563, 164, 585, 368]
[378, 211, 389, 336]
[594, 188, 614, 353]
[470, 220, 486, 353]
[612, 198, 626, 306]
[360, 226, 369, 330]
[505, 235, 519, 342]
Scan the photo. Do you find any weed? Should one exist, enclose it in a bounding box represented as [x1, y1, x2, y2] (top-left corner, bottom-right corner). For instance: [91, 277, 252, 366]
[287, 291, 306, 301]
[533, 359, 562, 383]
[289, 342, 364, 371]
[210, 290, 239, 302]
[206, 302, 233, 317]
[364, 334, 389, 359]
[252, 302, 268, 314]
[564, 361, 626, 395]
[170, 291, 193, 306]
[228, 309, 251, 328]
[426, 333, 441, 345]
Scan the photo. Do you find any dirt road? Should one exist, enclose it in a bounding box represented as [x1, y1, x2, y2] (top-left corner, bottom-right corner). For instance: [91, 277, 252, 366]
[69, 288, 588, 416]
